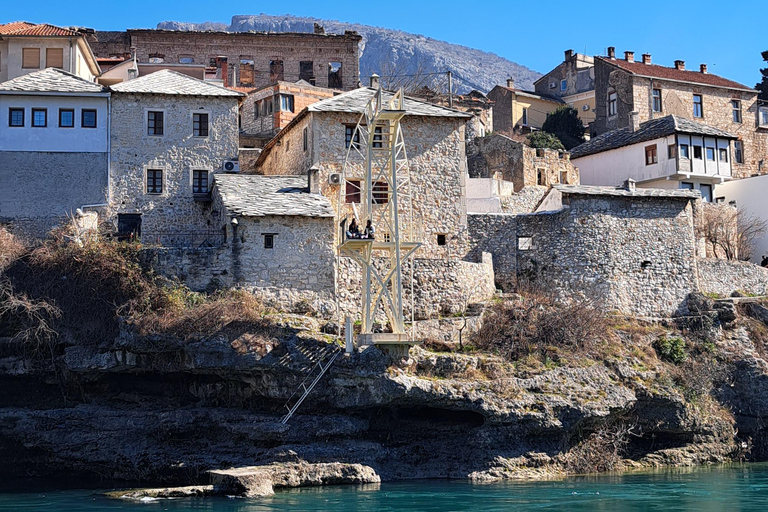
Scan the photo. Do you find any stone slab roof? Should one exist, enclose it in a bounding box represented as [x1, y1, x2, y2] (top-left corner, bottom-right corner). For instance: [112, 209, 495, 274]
[554, 183, 700, 199]
[307, 87, 471, 118]
[597, 57, 754, 92]
[213, 174, 334, 218]
[110, 69, 244, 97]
[0, 68, 107, 94]
[492, 85, 564, 104]
[570, 115, 737, 159]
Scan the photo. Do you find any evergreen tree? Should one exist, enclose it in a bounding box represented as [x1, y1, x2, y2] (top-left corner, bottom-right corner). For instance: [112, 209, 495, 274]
[756, 50, 768, 101]
[541, 106, 586, 150]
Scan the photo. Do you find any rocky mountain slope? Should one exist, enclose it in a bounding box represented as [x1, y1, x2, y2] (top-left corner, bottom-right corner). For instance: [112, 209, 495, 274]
[156, 14, 541, 93]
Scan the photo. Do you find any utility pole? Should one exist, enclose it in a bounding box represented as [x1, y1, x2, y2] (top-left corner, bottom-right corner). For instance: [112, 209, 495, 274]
[447, 71, 453, 108]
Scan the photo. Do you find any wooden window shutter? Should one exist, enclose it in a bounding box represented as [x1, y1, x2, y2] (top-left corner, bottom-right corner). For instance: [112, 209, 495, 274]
[46, 48, 64, 69]
[22, 48, 40, 69]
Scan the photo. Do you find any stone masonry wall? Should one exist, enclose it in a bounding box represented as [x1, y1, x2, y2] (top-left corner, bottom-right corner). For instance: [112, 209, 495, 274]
[697, 258, 768, 297]
[240, 82, 334, 137]
[256, 113, 313, 175]
[466, 213, 517, 289]
[110, 93, 240, 246]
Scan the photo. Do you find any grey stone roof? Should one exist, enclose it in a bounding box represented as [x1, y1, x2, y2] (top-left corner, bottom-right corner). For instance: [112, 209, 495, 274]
[110, 69, 244, 97]
[570, 115, 737, 159]
[307, 87, 471, 118]
[0, 68, 107, 94]
[213, 174, 334, 217]
[554, 184, 700, 199]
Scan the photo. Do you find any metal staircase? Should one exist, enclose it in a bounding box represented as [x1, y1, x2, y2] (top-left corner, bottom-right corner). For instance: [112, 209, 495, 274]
[280, 343, 342, 424]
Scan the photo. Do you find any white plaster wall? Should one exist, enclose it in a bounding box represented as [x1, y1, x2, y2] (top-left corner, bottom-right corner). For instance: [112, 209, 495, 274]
[716, 174, 768, 263]
[0, 40, 8, 83]
[576, 136, 676, 186]
[3, 38, 78, 81]
[0, 94, 109, 152]
[678, 135, 732, 177]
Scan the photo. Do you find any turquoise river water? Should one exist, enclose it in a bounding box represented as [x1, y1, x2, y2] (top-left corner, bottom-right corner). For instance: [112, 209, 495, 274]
[2, 464, 768, 511]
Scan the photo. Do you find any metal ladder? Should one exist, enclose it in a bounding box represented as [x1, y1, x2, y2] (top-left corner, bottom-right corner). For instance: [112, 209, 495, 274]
[280, 344, 342, 424]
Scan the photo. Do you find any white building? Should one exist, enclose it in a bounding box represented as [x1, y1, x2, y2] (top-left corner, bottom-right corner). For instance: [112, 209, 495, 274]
[0, 22, 101, 83]
[0, 68, 110, 230]
[571, 114, 736, 202]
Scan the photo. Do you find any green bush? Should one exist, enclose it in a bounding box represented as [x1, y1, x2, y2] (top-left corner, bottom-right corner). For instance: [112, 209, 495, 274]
[654, 336, 688, 364]
[526, 131, 565, 151]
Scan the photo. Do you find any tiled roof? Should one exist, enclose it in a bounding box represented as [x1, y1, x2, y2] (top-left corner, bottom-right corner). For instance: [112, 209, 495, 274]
[570, 115, 737, 159]
[227, 86, 258, 94]
[110, 69, 245, 97]
[307, 87, 472, 118]
[0, 67, 106, 94]
[598, 57, 755, 92]
[554, 183, 700, 199]
[0, 21, 80, 37]
[213, 174, 334, 218]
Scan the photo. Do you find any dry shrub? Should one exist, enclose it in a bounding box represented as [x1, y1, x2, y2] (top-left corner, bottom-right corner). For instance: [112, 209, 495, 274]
[671, 354, 730, 403]
[0, 279, 61, 353]
[563, 421, 633, 474]
[0, 226, 27, 271]
[473, 289, 609, 362]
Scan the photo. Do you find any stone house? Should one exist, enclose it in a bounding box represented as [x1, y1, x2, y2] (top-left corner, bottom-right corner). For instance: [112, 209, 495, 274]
[89, 28, 361, 92]
[534, 49, 595, 130]
[593, 48, 768, 178]
[109, 70, 244, 246]
[488, 79, 564, 134]
[572, 114, 737, 201]
[0, 22, 101, 83]
[0, 68, 110, 234]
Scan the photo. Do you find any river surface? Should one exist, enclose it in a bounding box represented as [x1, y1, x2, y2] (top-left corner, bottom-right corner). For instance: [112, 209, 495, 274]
[2, 464, 768, 511]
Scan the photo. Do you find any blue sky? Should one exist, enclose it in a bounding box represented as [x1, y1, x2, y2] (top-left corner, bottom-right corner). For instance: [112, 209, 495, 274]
[6, 0, 766, 88]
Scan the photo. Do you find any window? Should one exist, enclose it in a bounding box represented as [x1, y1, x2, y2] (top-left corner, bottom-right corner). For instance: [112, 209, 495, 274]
[254, 101, 260, 119]
[719, 148, 728, 162]
[263, 234, 275, 249]
[373, 181, 389, 204]
[560, 79, 567, 91]
[761, 107, 768, 127]
[285, 140, 290, 151]
[521, 107, 528, 126]
[9, 108, 24, 127]
[31, 108, 47, 127]
[344, 125, 360, 149]
[261, 100, 268, 117]
[693, 145, 703, 159]
[303, 127, 308, 151]
[734, 141, 744, 164]
[46, 48, 64, 69]
[607, 91, 617, 117]
[193, 113, 208, 137]
[279, 94, 294, 113]
[345, 180, 361, 203]
[373, 126, 383, 148]
[146, 169, 163, 194]
[437, 234, 447, 246]
[269, 60, 284, 82]
[668, 144, 676, 159]
[652, 88, 662, 112]
[645, 144, 658, 165]
[680, 144, 690, 158]
[680, 182, 694, 189]
[560, 171, 568, 184]
[267, 100, 273, 114]
[147, 111, 163, 136]
[299, 61, 314, 84]
[59, 108, 74, 128]
[328, 61, 342, 89]
[537, 168, 546, 185]
[179, 56, 194, 64]
[732, 100, 742, 123]
[517, 237, 532, 250]
[192, 170, 209, 194]
[693, 94, 703, 118]
[22, 48, 40, 69]
[706, 147, 715, 161]
[700, 184, 713, 203]
[239, 58, 255, 86]
[148, 54, 164, 64]
[81, 109, 97, 128]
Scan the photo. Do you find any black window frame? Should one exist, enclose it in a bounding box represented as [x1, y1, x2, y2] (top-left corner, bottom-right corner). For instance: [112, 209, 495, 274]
[652, 88, 662, 112]
[81, 109, 97, 129]
[263, 233, 275, 249]
[9, 108, 24, 127]
[700, 183, 713, 203]
[693, 94, 703, 118]
[734, 141, 744, 164]
[719, 148, 728, 163]
[372, 126, 383, 148]
[192, 169, 209, 194]
[706, 147, 715, 161]
[344, 124, 360, 149]
[303, 127, 308, 152]
[732, 100, 742, 123]
[146, 169, 163, 195]
[373, 181, 389, 204]
[31, 108, 47, 128]
[693, 145, 703, 160]
[345, 179, 361, 204]
[436, 234, 447, 246]
[607, 91, 617, 117]
[644, 144, 658, 165]
[193, 112, 209, 137]
[58, 108, 75, 128]
[147, 111, 164, 136]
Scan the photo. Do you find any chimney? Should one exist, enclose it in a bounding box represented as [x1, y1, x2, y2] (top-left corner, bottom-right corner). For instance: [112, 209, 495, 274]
[313, 23, 325, 34]
[506, 78, 515, 89]
[129, 46, 137, 59]
[642, 53, 651, 65]
[624, 51, 634, 63]
[674, 60, 685, 70]
[216, 56, 229, 88]
[629, 111, 640, 132]
[700, 63, 708, 74]
[607, 46, 616, 59]
[370, 73, 380, 89]
[564, 49, 574, 61]
[308, 166, 320, 194]
[624, 178, 636, 192]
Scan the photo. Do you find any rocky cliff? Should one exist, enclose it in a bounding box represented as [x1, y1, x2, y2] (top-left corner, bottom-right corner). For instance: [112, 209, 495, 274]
[156, 14, 541, 94]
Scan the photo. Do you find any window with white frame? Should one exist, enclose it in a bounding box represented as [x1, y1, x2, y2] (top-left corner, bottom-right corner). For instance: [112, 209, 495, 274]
[607, 91, 617, 117]
[652, 89, 662, 112]
[279, 94, 294, 113]
[560, 79, 567, 91]
[760, 107, 768, 127]
[732, 100, 742, 123]
[146, 169, 163, 194]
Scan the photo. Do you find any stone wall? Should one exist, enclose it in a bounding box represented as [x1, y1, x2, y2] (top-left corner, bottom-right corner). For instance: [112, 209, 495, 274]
[697, 258, 768, 297]
[466, 213, 517, 289]
[110, 93, 240, 246]
[240, 82, 335, 137]
[238, 148, 262, 173]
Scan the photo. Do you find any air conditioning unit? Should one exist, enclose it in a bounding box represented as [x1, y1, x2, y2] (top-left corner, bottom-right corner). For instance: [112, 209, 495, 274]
[549, 81, 557, 89]
[582, 104, 590, 111]
[223, 160, 240, 173]
[329, 173, 342, 185]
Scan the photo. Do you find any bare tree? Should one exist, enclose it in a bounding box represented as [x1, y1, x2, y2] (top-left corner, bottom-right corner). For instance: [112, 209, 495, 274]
[698, 204, 767, 261]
